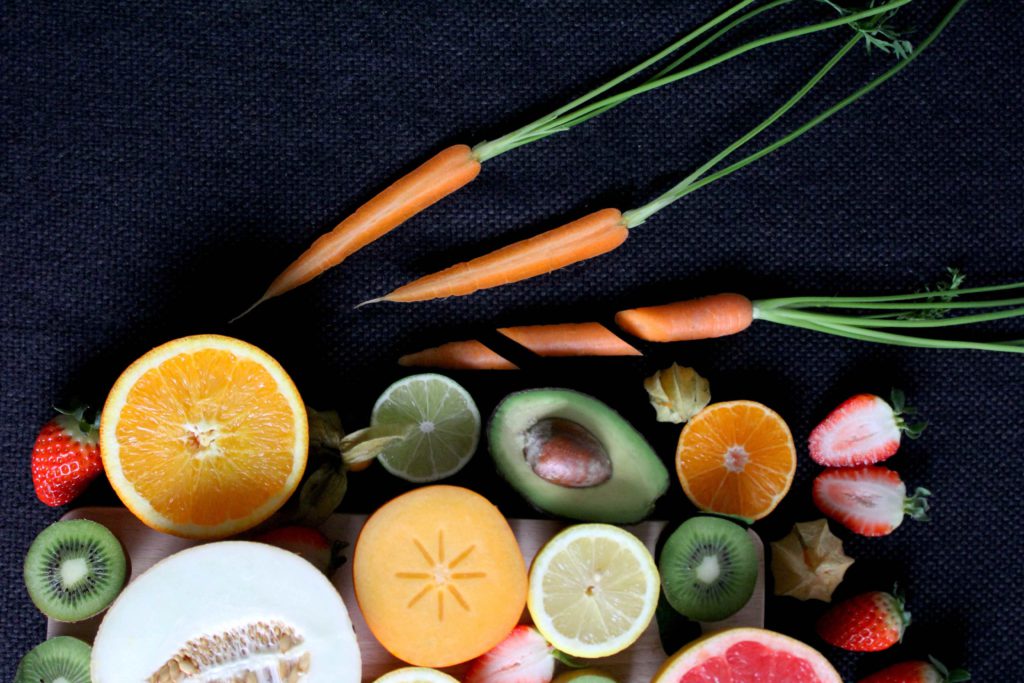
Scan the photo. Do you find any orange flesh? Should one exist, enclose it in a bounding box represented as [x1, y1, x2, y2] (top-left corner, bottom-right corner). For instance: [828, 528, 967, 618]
[264, 144, 481, 300]
[353, 486, 527, 667]
[114, 349, 298, 525]
[615, 293, 754, 342]
[381, 208, 627, 302]
[676, 401, 795, 520]
[398, 339, 518, 370]
[498, 322, 641, 357]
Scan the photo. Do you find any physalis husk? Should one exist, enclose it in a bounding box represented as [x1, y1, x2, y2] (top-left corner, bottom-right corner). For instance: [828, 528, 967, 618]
[771, 519, 854, 602]
[644, 363, 711, 424]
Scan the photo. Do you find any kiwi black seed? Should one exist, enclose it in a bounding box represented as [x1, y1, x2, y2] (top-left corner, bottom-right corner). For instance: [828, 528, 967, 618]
[15, 636, 92, 683]
[659, 515, 757, 622]
[24, 518, 127, 622]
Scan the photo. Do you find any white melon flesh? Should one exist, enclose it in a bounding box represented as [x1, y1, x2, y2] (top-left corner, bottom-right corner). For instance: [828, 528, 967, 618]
[91, 541, 360, 682]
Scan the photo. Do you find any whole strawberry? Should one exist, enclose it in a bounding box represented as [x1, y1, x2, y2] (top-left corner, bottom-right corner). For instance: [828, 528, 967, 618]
[809, 390, 926, 467]
[859, 656, 970, 683]
[817, 590, 909, 652]
[31, 406, 103, 507]
[813, 465, 931, 537]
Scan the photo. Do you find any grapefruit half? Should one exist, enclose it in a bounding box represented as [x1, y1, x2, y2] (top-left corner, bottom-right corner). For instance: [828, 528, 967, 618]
[653, 627, 841, 683]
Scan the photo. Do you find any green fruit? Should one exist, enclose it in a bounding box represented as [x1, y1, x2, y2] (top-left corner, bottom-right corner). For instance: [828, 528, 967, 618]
[489, 389, 669, 523]
[15, 636, 91, 683]
[659, 516, 758, 622]
[372, 374, 480, 482]
[24, 519, 127, 622]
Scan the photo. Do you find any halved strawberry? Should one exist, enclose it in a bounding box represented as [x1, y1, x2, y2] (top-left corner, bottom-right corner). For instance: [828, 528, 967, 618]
[464, 625, 555, 683]
[859, 656, 970, 683]
[809, 390, 926, 467]
[817, 589, 909, 652]
[813, 466, 930, 537]
[253, 526, 347, 575]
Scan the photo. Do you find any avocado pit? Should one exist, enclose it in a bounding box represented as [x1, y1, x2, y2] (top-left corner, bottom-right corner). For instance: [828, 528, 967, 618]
[523, 418, 612, 488]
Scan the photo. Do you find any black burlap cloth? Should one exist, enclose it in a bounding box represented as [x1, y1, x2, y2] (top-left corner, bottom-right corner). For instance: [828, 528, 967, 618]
[2, 1, 1022, 679]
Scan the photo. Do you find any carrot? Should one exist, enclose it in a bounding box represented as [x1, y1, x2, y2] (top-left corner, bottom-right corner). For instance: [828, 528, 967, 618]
[398, 340, 517, 370]
[236, 1, 899, 316]
[373, 209, 627, 303]
[615, 294, 754, 341]
[364, 1, 959, 304]
[254, 145, 479, 307]
[498, 322, 641, 356]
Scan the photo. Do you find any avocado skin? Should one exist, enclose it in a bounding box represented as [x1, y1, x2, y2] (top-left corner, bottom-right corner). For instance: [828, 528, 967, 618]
[488, 388, 669, 523]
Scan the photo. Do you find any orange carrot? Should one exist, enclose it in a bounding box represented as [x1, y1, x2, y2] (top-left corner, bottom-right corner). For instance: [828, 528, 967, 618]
[244, 145, 480, 313]
[398, 340, 517, 370]
[615, 293, 754, 341]
[375, 209, 627, 303]
[498, 322, 641, 356]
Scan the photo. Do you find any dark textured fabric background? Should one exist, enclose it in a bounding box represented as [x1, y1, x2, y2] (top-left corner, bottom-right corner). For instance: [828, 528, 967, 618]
[2, 1, 1022, 680]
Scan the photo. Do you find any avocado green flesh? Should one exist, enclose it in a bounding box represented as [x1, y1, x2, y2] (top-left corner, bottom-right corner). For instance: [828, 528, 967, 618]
[489, 389, 670, 523]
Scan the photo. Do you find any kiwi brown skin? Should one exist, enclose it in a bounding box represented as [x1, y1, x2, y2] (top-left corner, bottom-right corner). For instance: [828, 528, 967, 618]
[658, 515, 758, 622]
[15, 636, 92, 683]
[24, 518, 127, 623]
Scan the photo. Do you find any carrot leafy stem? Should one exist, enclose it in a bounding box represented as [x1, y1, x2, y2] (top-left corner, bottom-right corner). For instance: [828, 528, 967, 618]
[472, 0, 913, 162]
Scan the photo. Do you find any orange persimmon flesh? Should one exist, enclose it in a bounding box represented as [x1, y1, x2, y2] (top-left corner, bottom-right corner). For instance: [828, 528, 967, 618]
[353, 485, 527, 667]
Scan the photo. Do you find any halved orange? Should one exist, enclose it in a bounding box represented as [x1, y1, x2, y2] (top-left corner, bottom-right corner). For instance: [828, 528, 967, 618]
[100, 335, 307, 539]
[676, 400, 795, 521]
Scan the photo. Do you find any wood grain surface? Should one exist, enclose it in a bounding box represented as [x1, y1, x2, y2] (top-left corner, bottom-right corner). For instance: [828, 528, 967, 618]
[50, 507, 764, 681]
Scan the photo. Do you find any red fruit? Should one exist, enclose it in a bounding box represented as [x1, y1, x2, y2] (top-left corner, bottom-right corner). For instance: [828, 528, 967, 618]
[813, 466, 931, 537]
[31, 406, 103, 507]
[464, 625, 555, 683]
[809, 391, 925, 467]
[253, 526, 346, 575]
[817, 590, 909, 652]
[859, 657, 971, 683]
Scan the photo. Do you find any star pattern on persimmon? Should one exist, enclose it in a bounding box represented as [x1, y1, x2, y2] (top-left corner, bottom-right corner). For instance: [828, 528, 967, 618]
[395, 529, 486, 621]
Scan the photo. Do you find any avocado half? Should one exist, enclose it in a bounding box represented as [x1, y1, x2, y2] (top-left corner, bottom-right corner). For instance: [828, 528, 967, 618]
[488, 388, 669, 523]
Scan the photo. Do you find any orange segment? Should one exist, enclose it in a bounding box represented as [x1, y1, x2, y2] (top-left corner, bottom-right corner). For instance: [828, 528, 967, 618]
[353, 486, 527, 667]
[101, 335, 307, 539]
[676, 401, 796, 520]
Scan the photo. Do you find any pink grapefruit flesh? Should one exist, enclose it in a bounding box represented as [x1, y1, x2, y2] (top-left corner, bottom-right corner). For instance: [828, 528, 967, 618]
[654, 628, 841, 683]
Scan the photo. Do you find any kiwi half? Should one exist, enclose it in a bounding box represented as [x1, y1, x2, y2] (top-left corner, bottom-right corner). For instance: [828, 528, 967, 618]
[24, 519, 127, 622]
[659, 516, 757, 622]
[15, 636, 92, 683]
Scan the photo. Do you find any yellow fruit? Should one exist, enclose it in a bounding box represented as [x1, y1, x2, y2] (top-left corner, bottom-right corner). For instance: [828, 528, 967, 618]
[101, 335, 307, 539]
[528, 523, 659, 659]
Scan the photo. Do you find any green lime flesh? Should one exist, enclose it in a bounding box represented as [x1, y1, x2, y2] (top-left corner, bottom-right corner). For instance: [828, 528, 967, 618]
[371, 374, 480, 482]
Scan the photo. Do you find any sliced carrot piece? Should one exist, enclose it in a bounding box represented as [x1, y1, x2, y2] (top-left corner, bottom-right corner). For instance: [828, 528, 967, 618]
[498, 322, 641, 357]
[399, 340, 517, 370]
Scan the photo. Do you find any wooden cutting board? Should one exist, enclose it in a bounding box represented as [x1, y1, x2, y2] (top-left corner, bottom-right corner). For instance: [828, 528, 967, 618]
[49, 507, 764, 682]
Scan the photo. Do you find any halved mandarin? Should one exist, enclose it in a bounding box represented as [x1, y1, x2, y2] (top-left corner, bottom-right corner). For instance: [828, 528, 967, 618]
[353, 485, 527, 667]
[100, 335, 307, 539]
[676, 401, 796, 521]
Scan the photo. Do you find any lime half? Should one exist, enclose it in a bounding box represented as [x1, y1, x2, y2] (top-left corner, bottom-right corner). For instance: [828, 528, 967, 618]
[528, 523, 659, 658]
[372, 374, 480, 482]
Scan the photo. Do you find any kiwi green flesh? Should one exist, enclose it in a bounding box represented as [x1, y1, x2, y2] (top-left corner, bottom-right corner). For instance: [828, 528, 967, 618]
[15, 636, 92, 683]
[24, 519, 126, 623]
[659, 516, 757, 622]
[489, 388, 669, 523]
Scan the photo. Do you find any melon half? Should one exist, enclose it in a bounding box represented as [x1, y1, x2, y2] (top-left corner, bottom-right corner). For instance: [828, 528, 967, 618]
[91, 541, 360, 682]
